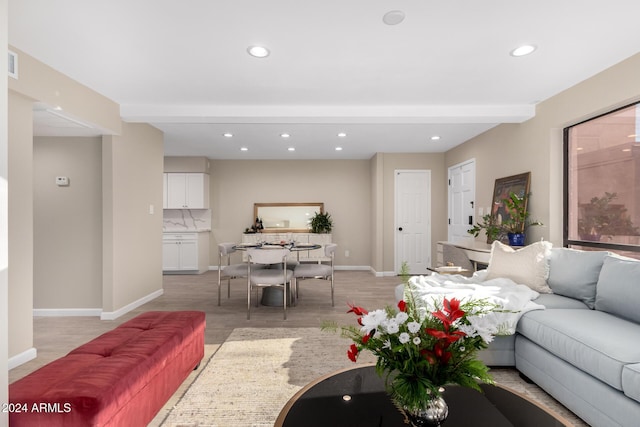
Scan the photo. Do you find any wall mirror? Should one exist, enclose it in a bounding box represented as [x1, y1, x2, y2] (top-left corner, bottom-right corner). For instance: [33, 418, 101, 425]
[254, 203, 324, 233]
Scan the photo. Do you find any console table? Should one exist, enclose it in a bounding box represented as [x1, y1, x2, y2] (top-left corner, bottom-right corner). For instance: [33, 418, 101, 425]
[276, 365, 572, 427]
[437, 241, 491, 270]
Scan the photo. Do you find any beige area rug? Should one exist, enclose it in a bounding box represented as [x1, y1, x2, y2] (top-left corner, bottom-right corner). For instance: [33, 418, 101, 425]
[160, 328, 587, 427]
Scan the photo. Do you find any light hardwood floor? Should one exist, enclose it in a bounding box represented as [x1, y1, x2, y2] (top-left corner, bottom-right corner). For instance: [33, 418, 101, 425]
[9, 270, 401, 383]
[9, 270, 588, 426]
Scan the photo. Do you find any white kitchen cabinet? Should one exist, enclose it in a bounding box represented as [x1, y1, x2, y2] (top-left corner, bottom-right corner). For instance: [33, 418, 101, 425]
[163, 232, 209, 273]
[165, 173, 210, 209]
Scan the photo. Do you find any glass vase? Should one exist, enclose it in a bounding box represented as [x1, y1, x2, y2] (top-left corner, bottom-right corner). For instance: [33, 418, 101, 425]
[403, 394, 449, 427]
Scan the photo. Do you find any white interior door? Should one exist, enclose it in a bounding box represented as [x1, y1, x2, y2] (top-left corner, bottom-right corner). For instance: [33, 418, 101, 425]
[448, 160, 476, 243]
[395, 170, 431, 275]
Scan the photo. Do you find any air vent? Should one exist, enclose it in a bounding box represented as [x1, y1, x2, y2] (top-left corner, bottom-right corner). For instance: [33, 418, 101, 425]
[8, 50, 18, 79]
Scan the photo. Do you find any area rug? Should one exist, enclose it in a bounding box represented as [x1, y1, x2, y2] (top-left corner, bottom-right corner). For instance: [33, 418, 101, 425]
[160, 328, 586, 427]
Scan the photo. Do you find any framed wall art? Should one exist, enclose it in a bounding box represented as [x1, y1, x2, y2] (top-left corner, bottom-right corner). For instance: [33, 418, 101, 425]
[491, 172, 531, 225]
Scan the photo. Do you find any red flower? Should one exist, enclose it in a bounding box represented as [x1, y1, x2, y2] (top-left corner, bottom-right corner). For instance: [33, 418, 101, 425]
[347, 344, 359, 362]
[347, 303, 368, 316]
[362, 334, 371, 345]
[398, 300, 407, 312]
[443, 298, 465, 322]
[431, 297, 465, 332]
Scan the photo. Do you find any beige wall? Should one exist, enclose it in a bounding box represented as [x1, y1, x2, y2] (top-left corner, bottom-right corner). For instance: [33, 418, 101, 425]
[8, 47, 120, 135]
[8, 49, 164, 367]
[33, 137, 102, 310]
[447, 53, 640, 247]
[8, 92, 34, 362]
[208, 160, 371, 267]
[102, 123, 164, 316]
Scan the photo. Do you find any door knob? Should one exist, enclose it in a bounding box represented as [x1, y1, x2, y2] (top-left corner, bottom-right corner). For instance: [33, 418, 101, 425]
[398, 227, 403, 231]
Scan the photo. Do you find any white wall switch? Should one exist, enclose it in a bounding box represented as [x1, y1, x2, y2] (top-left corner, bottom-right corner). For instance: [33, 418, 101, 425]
[149, 204, 155, 215]
[55, 176, 69, 186]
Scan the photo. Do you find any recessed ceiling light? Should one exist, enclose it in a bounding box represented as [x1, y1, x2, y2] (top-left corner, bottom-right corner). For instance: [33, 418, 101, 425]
[280, 133, 290, 138]
[510, 45, 537, 57]
[247, 45, 270, 58]
[383, 10, 405, 25]
[287, 147, 295, 151]
[337, 132, 347, 137]
[223, 133, 233, 138]
[431, 135, 441, 141]
[335, 146, 343, 151]
[240, 147, 248, 151]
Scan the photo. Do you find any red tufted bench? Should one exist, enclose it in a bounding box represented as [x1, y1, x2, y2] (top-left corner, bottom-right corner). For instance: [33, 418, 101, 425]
[9, 310, 206, 427]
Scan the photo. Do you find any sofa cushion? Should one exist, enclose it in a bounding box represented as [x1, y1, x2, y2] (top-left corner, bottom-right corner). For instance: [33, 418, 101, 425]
[546, 248, 608, 309]
[532, 293, 590, 310]
[595, 255, 640, 323]
[485, 240, 552, 293]
[517, 309, 640, 391]
[622, 363, 640, 403]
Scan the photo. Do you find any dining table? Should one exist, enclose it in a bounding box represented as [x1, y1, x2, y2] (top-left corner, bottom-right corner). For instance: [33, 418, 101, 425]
[233, 241, 322, 306]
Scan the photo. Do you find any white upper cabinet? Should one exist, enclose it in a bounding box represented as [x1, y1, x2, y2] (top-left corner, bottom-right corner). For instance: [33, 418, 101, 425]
[165, 173, 210, 209]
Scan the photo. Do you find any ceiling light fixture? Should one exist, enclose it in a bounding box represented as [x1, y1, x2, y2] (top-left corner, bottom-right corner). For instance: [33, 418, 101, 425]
[280, 133, 290, 138]
[240, 147, 248, 151]
[431, 135, 441, 141]
[510, 45, 537, 57]
[247, 45, 270, 58]
[383, 10, 405, 25]
[335, 146, 343, 151]
[337, 132, 347, 137]
[287, 147, 295, 151]
[223, 133, 233, 138]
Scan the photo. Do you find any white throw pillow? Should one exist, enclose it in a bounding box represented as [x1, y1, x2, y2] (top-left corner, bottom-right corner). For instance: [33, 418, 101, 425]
[485, 240, 552, 293]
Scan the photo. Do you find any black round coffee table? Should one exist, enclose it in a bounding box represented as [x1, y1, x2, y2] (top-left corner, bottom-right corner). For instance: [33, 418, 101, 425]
[275, 364, 573, 427]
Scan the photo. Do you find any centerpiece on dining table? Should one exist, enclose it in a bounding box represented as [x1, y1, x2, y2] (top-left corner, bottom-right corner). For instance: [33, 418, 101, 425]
[324, 277, 503, 427]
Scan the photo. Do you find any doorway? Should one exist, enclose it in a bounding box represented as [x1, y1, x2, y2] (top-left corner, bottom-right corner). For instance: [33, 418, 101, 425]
[395, 170, 431, 275]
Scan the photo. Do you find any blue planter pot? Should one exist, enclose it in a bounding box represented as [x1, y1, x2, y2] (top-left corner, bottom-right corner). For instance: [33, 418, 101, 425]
[508, 233, 525, 246]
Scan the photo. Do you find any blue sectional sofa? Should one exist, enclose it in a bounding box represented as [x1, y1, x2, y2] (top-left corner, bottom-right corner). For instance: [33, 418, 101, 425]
[401, 244, 640, 427]
[480, 248, 640, 427]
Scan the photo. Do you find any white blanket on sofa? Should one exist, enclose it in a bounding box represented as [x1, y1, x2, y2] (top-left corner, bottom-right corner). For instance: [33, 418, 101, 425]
[406, 272, 545, 336]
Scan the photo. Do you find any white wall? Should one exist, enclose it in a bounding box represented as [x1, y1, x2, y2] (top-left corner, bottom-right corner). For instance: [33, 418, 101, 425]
[2, 1, 10, 424]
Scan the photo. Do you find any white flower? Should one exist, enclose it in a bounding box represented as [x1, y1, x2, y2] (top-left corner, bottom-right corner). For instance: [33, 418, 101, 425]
[360, 309, 388, 335]
[407, 321, 421, 334]
[412, 337, 421, 345]
[398, 332, 410, 344]
[385, 320, 400, 334]
[395, 311, 409, 324]
[465, 314, 499, 343]
[383, 339, 392, 349]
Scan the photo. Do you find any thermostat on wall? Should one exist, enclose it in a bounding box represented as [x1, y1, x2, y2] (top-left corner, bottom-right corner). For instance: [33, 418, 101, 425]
[55, 176, 69, 186]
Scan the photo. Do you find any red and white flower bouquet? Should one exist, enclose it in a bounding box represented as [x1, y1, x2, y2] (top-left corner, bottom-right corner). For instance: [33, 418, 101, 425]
[324, 281, 502, 418]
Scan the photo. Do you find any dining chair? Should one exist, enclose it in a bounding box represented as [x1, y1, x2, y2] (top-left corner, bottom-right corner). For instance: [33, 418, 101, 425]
[292, 243, 337, 306]
[247, 248, 293, 320]
[442, 243, 474, 273]
[217, 242, 252, 306]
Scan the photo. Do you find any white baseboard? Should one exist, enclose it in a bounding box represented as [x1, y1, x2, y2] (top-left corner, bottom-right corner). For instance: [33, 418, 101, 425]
[9, 347, 37, 370]
[33, 308, 102, 317]
[334, 265, 370, 271]
[100, 289, 164, 320]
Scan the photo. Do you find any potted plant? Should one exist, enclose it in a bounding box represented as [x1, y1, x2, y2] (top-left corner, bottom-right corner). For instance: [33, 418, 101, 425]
[500, 192, 542, 246]
[578, 192, 639, 241]
[468, 214, 504, 244]
[310, 211, 333, 234]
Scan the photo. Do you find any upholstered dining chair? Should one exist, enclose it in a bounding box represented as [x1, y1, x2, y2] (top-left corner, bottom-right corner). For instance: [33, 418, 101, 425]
[292, 243, 337, 306]
[247, 248, 293, 320]
[442, 243, 474, 273]
[217, 242, 253, 306]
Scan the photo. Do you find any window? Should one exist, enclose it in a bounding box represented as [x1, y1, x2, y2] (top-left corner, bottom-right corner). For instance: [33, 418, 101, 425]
[564, 102, 640, 259]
